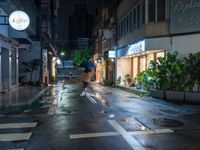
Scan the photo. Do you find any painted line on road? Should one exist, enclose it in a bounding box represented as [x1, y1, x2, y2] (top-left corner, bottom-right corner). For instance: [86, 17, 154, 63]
[69, 128, 174, 139]
[86, 92, 97, 104]
[0, 132, 32, 141]
[108, 120, 146, 150]
[7, 148, 24, 150]
[28, 86, 51, 104]
[70, 132, 119, 139]
[0, 122, 37, 129]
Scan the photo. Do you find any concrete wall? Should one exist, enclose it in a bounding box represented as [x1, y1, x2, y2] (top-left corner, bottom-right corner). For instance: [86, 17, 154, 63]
[172, 33, 200, 57]
[0, 25, 8, 37]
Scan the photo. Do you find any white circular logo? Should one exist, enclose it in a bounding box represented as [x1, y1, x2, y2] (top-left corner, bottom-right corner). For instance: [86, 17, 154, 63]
[9, 10, 30, 31]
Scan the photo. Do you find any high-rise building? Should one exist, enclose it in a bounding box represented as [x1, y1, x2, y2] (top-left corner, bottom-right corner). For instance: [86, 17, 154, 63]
[69, 3, 93, 51]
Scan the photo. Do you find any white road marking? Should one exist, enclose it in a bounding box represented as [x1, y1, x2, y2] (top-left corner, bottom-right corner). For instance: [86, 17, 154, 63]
[28, 86, 51, 104]
[86, 92, 97, 104]
[0, 122, 37, 129]
[7, 148, 24, 150]
[69, 128, 174, 139]
[108, 120, 146, 150]
[0, 132, 32, 141]
[70, 132, 119, 139]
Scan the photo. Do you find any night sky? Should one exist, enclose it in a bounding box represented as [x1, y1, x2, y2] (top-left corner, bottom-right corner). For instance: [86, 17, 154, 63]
[56, 0, 98, 41]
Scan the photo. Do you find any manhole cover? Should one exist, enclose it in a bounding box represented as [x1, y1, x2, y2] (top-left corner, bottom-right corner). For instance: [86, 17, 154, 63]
[152, 118, 184, 127]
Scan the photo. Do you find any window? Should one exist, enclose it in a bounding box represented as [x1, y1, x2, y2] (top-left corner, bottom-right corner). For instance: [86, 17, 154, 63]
[148, 0, 155, 22]
[122, 19, 125, 37]
[11, 47, 16, 85]
[126, 15, 129, 33]
[120, 21, 123, 37]
[157, 0, 166, 21]
[132, 9, 136, 30]
[141, 0, 145, 25]
[129, 11, 132, 32]
[136, 4, 141, 28]
[118, 22, 120, 38]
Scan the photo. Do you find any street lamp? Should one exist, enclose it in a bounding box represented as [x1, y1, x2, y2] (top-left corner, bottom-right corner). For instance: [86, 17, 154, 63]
[60, 52, 65, 56]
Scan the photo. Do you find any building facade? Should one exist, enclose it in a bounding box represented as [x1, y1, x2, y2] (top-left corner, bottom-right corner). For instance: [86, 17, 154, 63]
[0, 0, 59, 90]
[40, 0, 59, 84]
[0, 0, 41, 90]
[93, 0, 200, 87]
[93, 0, 118, 85]
[116, 0, 168, 86]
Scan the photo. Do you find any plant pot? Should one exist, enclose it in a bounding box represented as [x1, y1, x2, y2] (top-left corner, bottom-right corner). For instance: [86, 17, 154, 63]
[185, 92, 200, 103]
[150, 89, 165, 99]
[166, 91, 184, 102]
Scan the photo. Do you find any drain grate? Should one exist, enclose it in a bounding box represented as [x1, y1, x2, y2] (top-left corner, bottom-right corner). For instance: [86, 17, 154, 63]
[152, 118, 184, 127]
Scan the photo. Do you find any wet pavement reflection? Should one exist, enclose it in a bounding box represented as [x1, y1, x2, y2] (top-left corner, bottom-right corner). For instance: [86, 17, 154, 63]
[1, 81, 200, 149]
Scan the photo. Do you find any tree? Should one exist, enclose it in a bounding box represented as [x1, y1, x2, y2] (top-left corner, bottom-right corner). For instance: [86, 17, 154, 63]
[21, 59, 41, 83]
[73, 48, 93, 66]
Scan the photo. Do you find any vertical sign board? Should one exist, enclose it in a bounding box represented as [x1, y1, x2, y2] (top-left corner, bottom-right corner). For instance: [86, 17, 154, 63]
[170, 0, 200, 34]
[42, 49, 48, 72]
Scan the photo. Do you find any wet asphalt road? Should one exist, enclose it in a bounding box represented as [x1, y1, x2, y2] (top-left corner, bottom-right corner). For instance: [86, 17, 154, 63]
[1, 82, 200, 150]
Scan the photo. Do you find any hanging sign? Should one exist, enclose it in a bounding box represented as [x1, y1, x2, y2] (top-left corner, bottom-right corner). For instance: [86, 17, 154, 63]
[9, 10, 30, 31]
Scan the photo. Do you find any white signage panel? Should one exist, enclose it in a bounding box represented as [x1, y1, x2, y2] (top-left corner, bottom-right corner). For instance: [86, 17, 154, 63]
[9, 10, 30, 31]
[127, 40, 145, 55]
[108, 51, 116, 58]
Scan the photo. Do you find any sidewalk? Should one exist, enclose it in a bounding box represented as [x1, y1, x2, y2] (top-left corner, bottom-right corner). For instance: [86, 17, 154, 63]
[0, 86, 48, 107]
[91, 83, 200, 117]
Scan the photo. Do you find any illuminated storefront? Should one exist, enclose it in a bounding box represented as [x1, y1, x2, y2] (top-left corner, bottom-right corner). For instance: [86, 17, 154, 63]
[116, 39, 166, 86]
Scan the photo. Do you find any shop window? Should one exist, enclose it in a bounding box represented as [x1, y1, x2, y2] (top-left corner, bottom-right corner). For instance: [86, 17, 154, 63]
[139, 56, 146, 72]
[148, 0, 155, 22]
[133, 57, 138, 78]
[147, 53, 154, 68]
[157, 0, 166, 21]
[156, 51, 165, 58]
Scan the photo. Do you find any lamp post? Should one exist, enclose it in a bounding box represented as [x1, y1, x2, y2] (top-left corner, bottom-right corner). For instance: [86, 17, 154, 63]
[60, 52, 65, 78]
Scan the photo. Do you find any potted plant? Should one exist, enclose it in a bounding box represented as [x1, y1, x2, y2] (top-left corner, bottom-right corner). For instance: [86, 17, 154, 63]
[184, 52, 200, 103]
[148, 57, 169, 99]
[125, 74, 132, 87]
[164, 52, 185, 102]
[116, 76, 121, 85]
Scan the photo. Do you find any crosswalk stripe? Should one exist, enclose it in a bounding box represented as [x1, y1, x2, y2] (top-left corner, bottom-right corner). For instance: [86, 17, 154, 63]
[0, 132, 32, 141]
[0, 122, 37, 129]
[7, 148, 24, 150]
[70, 132, 119, 139]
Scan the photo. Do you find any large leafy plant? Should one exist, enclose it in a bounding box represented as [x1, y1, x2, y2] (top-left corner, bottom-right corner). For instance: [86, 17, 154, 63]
[165, 52, 185, 91]
[184, 52, 200, 92]
[73, 48, 93, 66]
